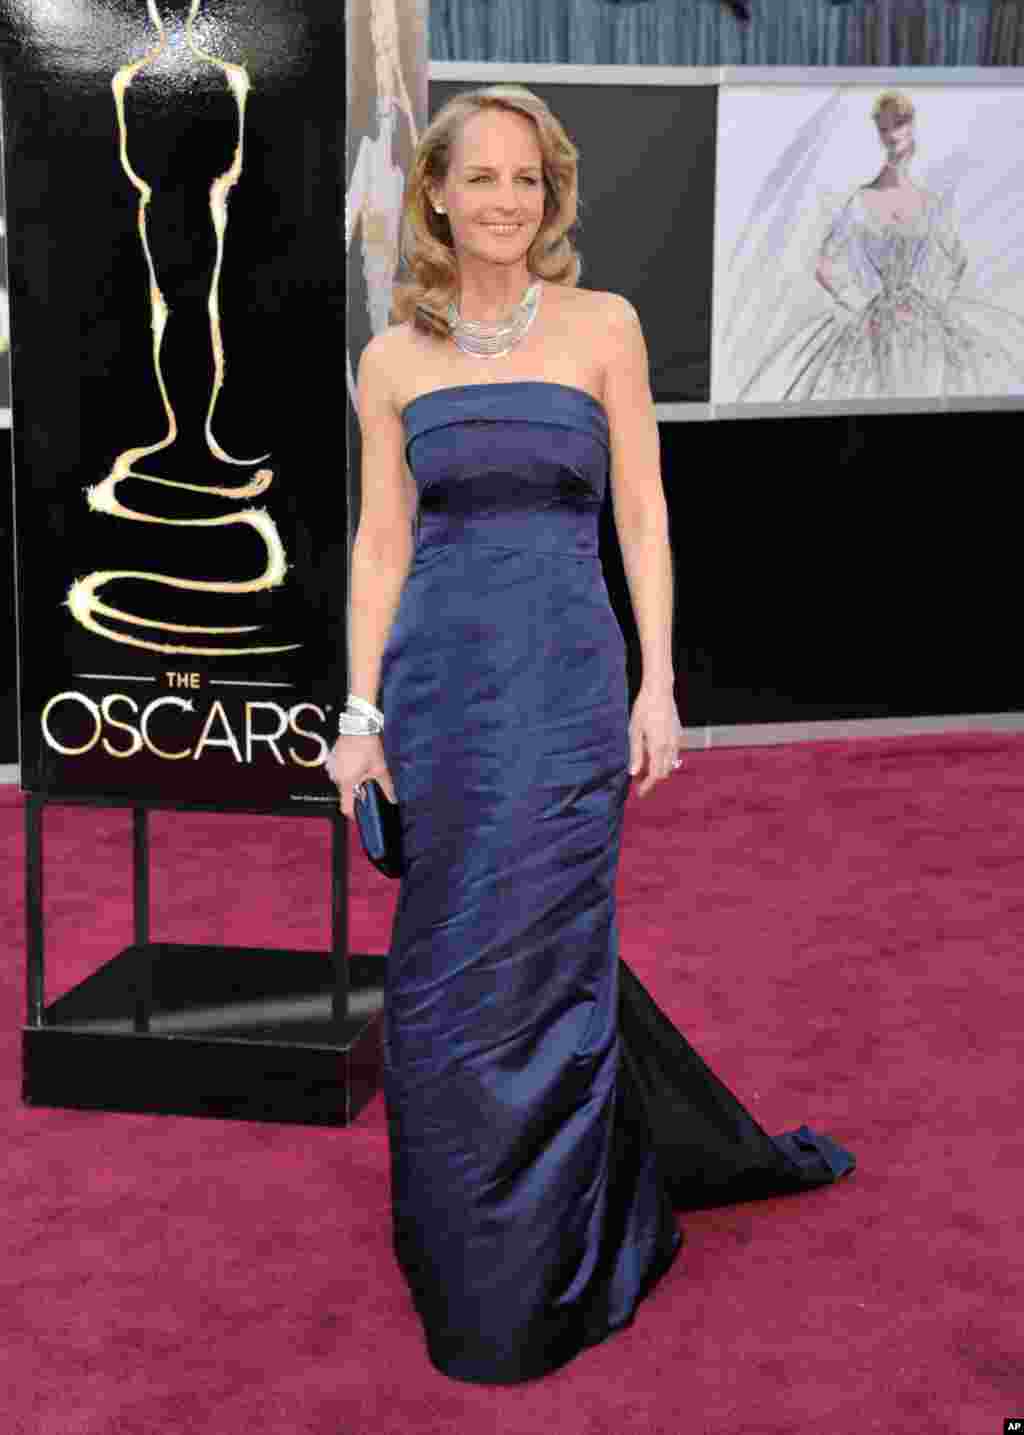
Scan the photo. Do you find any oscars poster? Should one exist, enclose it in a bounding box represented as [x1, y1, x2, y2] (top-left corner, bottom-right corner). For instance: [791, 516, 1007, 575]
[1, 0, 347, 808]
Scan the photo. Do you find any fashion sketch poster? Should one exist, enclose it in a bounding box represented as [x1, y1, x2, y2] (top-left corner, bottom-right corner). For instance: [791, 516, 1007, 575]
[712, 81, 1024, 408]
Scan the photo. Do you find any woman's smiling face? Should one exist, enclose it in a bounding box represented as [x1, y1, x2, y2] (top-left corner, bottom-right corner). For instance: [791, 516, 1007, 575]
[430, 107, 547, 270]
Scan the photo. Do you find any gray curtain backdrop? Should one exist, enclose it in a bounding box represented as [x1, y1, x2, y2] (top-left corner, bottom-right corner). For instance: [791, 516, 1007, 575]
[428, 0, 1024, 66]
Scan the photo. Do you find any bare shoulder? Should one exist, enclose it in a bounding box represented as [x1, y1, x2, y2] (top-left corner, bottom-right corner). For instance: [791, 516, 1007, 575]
[558, 283, 632, 317]
[578, 287, 642, 356]
[572, 290, 644, 400]
[553, 287, 640, 398]
[356, 322, 416, 417]
[573, 287, 631, 318]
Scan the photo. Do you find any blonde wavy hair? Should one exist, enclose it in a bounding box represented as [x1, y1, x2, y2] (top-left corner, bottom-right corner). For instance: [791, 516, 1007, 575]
[390, 85, 583, 339]
[872, 90, 915, 124]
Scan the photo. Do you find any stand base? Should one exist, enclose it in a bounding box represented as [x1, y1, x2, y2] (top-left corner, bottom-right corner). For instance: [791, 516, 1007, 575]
[22, 945, 386, 1126]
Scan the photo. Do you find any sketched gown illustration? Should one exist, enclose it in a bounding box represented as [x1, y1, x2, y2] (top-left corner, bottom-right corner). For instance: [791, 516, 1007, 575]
[722, 89, 1024, 405]
[740, 186, 1024, 401]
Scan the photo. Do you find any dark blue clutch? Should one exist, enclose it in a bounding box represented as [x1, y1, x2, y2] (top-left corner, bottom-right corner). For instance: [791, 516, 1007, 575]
[354, 778, 404, 878]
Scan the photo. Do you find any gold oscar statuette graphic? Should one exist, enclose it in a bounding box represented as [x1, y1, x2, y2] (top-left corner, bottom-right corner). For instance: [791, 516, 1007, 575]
[67, 0, 301, 657]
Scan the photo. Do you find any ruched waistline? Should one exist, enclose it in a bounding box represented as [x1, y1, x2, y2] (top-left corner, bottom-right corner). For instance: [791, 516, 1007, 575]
[416, 509, 600, 556]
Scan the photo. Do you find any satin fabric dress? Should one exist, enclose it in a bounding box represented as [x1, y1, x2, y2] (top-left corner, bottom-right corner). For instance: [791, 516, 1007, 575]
[378, 381, 854, 1384]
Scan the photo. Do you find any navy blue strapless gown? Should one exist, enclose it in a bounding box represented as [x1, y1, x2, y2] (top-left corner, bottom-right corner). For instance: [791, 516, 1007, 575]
[378, 382, 854, 1384]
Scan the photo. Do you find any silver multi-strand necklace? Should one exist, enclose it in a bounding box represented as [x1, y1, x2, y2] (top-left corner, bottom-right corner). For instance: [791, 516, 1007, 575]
[447, 280, 542, 359]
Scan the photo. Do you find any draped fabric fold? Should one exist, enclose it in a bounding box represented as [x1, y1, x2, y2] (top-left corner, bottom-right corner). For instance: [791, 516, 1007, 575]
[617, 956, 855, 1213]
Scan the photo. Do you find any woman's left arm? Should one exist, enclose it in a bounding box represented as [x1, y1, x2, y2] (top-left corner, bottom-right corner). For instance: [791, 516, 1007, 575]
[600, 293, 685, 797]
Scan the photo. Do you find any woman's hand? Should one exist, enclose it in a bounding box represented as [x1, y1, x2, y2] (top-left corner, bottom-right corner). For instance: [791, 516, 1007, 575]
[628, 682, 685, 798]
[325, 733, 397, 818]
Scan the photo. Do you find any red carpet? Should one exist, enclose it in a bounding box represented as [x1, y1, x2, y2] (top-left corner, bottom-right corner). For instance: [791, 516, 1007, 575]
[2, 731, 1021, 1434]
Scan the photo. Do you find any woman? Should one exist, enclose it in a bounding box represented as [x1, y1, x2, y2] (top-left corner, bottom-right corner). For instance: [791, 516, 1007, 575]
[740, 90, 1024, 402]
[328, 85, 854, 1385]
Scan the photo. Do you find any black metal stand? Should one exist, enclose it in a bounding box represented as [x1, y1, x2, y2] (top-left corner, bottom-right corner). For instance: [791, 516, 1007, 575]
[22, 794, 385, 1126]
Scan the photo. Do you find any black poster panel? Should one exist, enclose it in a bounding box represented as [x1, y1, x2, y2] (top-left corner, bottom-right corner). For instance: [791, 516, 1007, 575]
[0, 113, 8, 413]
[0, 1, 347, 808]
[430, 79, 717, 403]
[1, 106, 11, 764]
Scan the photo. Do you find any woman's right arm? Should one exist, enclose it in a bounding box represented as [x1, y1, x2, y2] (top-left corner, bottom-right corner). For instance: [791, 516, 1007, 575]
[328, 330, 415, 814]
[347, 330, 416, 711]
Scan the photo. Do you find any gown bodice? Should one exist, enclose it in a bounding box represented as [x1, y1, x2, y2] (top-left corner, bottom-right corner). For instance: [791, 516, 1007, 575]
[828, 190, 966, 309]
[400, 381, 611, 557]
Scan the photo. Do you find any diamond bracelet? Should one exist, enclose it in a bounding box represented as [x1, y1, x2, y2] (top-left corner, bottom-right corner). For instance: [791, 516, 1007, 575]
[338, 693, 384, 736]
